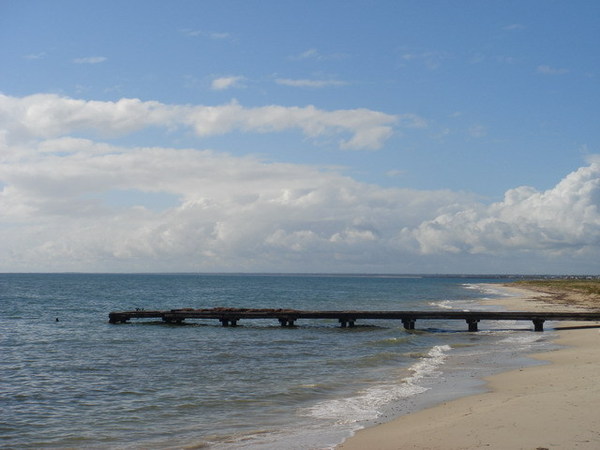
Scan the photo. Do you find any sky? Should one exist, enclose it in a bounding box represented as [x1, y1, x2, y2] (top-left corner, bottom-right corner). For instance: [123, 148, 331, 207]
[1, 0, 599, 274]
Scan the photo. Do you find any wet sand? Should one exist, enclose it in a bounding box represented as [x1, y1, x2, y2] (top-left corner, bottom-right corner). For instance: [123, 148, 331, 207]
[338, 282, 600, 450]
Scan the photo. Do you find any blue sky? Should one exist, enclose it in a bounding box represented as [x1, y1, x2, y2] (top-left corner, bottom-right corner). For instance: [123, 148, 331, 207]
[1, 0, 599, 273]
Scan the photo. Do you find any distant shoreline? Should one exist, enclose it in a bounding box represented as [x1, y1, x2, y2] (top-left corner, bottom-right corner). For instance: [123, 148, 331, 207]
[2, 271, 597, 278]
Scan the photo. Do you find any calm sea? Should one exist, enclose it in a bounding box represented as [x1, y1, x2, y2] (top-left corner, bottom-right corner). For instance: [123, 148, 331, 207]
[0, 274, 555, 449]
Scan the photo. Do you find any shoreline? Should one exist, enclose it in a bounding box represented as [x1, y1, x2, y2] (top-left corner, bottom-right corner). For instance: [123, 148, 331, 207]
[338, 282, 600, 450]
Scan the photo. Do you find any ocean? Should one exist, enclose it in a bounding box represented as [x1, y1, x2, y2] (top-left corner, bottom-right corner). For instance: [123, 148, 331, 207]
[0, 274, 555, 449]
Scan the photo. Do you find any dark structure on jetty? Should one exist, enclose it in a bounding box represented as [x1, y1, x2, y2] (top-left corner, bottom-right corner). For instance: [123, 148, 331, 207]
[108, 308, 600, 332]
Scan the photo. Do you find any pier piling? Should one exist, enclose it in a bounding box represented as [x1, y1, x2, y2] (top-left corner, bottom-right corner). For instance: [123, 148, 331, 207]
[402, 319, 416, 330]
[467, 319, 480, 332]
[533, 319, 545, 332]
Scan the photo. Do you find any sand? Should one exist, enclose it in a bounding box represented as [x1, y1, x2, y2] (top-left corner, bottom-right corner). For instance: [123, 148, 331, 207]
[338, 283, 600, 450]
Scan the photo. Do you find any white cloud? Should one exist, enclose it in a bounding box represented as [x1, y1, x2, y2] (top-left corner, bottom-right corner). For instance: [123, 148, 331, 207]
[1, 125, 599, 272]
[289, 48, 347, 61]
[1, 93, 599, 273]
[407, 162, 600, 259]
[537, 65, 569, 75]
[0, 138, 473, 271]
[397, 114, 428, 129]
[292, 49, 319, 60]
[386, 169, 406, 178]
[0, 94, 176, 141]
[275, 78, 348, 88]
[211, 76, 245, 90]
[0, 94, 401, 150]
[339, 124, 393, 150]
[586, 153, 600, 165]
[73, 56, 108, 64]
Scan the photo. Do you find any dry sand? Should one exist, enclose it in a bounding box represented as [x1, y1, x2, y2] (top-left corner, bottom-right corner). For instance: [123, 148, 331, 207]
[338, 283, 600, 450]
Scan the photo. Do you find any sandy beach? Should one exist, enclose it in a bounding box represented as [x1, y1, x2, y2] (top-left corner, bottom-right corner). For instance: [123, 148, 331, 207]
[338, 283, 600, 450]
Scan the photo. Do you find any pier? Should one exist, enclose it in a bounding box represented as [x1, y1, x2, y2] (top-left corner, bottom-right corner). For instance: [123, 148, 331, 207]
[108, 308, 600, 332]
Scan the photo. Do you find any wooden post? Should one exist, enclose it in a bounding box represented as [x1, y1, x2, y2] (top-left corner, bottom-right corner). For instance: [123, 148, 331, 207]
[467, 319, 479, 332]
[402, 318, 415, 330]
[533, 319, 545, 332]
[220, 318, 229, 327]
[339, 319, 355, 328]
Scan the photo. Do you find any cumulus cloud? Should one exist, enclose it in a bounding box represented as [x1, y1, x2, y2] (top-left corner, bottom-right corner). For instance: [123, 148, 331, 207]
[0, 94, 175, 141]
[0, 138, 472, 271]
[1, 93, 599, 273]
[211, 76, 245, 90]
[1, 124, 599, 272]
[0, 93, 398, 150]
[407, 163, 600, 258]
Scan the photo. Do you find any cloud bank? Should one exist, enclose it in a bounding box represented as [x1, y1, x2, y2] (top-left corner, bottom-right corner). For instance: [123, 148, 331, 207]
[1, 94, 599, 273]
[0, 93, 398, 150]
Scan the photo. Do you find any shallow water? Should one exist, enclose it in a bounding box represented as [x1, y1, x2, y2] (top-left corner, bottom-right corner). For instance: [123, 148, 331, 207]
[0, 274, 554, 449]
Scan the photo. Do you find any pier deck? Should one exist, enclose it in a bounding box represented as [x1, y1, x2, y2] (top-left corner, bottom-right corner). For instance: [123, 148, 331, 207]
[108, 308, 600, 331]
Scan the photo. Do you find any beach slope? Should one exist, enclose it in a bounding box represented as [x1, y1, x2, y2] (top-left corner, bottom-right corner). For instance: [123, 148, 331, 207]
[338, 281, 600, 450]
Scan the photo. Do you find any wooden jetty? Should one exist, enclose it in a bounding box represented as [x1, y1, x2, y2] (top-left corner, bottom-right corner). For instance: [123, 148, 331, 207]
[108, 308, 600, 332]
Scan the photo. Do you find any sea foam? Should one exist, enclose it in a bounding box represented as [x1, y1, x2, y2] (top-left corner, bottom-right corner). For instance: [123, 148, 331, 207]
[302, 344, 452, 424]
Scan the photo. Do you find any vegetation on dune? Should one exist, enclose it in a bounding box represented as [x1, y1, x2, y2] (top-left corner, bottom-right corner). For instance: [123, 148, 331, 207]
[513, 279, 600, 297]
[511, 279, 600, 310]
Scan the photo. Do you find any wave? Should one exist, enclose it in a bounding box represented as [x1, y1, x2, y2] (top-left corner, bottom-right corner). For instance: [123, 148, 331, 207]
[462, 283, 514, 298]
[301, 344, 452, 424]
[428, 300, 455, 309]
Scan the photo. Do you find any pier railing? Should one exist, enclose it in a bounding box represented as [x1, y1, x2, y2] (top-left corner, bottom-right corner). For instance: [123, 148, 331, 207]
[108, 308, 600, 332]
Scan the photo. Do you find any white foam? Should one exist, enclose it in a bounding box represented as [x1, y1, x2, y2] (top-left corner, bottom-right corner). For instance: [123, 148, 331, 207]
[301, 345, 452, 424]
[429, 298, 475, 312]
[464, 283, 514, 298]
[428, 300, 454, 309]
[497, 334, 543, 345]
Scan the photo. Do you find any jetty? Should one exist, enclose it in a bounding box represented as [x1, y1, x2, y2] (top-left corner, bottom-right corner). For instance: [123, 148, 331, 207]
[108, 308, 600, 332]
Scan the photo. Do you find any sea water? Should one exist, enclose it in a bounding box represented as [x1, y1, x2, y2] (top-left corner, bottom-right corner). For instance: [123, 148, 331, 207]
[0, 274, 556, 449]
